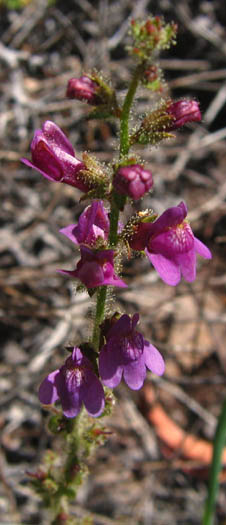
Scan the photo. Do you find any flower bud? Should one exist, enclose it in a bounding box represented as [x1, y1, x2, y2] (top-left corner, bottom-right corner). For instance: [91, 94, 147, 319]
[130, 99, 201, 147]
[66, 75, 101, 105]
[167, 100, 201, 130]
[113, 164, 153, 200]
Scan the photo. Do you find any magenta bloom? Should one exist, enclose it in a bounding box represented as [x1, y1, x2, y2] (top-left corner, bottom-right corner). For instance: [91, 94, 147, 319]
[60, 200, 110, 247]
[59, 245, 127, 289]
[167, 100, 201, 130]
[21, 120, 89, 192]
[99, 314, 164, 390]
[38, 347, 105, 418]
[145, 201, 212, 285]
[113, 164, 153, 200]
[66, 75, 100, 105]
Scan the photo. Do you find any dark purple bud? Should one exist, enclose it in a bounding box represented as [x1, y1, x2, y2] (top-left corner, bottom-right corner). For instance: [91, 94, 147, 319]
[113, 164, 153, 200]
[167, 100, 201, 130]
[66, 75, 101, 105]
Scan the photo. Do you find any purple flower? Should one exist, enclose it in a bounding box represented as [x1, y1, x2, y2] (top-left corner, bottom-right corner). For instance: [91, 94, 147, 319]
[167, 100, 201, 130]
[113, 164, 153, 200]
[59, 245, 127, 289]
[60, 200, 110, 247]
[21, 120, 90, 192]
[66, 75, 101, 105]
[38, 347, 105, 418]
[99, 313, 165, 390]
[145, 201, 212, 285]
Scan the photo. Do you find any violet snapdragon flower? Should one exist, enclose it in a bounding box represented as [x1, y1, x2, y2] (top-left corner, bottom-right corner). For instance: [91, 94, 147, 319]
[113, 164, 153, 200]
[60, 200, 110, 247]
[21, 120, 89, 192]
[99, 313, 164, 390]
[38, 347, 105, 418]
[59, 245, 127, 289]
[138, 201, 211, 286]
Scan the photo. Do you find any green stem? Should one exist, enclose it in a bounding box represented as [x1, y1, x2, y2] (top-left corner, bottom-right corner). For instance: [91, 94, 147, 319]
[92, 286, 107, 350]
[92, 64, 143, 349]
[109, 196, 120, 246]
[203, 400, 226, 525]
[119, 63, 144, 158]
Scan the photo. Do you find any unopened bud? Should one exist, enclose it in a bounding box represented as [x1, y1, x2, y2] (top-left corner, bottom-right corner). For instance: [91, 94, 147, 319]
[130, 99, 201, 146]
[113, 164, 153, 200]
[167, 100, 201, 130]
[66, 75, 101, 105]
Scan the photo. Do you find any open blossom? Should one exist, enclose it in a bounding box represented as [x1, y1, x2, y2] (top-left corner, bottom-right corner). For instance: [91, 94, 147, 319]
[59, 245, 127, 289]
[60, 200, 110, 247]
[146, 202, 212, 285]
[130, 201, 211, 286]
[21, 120, 90, 192]
[38, 347, 105, 418]
[113, 164, 153, 200]
[99, 313, 164, 390]
[167, 100, 201, 130]
[66, 75, 101, 105]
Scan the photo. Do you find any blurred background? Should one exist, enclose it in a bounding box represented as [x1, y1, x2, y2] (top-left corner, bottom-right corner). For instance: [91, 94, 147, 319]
[1, 0, 226, 523]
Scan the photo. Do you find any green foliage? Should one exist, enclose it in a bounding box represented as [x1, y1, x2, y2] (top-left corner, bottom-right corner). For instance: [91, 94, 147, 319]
[0, 0, 30, 8]
[0, 0, 55, 9]
[203, 400, 226, 525]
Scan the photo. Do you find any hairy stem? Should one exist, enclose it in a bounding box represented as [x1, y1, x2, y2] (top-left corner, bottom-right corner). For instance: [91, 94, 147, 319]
[92, 286, 107, 350]
[119, 63, 144, 158]
[92, 65, 143, 350]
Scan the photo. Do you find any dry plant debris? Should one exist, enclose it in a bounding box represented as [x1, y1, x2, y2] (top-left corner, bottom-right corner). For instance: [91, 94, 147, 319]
[1, 0, 226, 523]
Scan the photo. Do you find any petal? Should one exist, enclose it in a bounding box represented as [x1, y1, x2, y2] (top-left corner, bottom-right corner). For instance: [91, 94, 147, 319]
[21, 157, 61, 182]
[107, 314, 131, 339]
[75, 201, 109, 245]
[176, 249, 196, 282]
[150, 223, 194, 256]
[148, 202, 187, 236]
[102, 262, 127, 288]
[55, 372, 82, 418]
[82, 372, 105, 417]
[143, 342, 165, 376]
[99, 345, 123, 388]
[77, 260, 105, 287]
[58, 261, 105, 288]
[147, 251, 181, 286]
[57, 268, 78, 278]
[194, 237, 212, 259]
[59, 224, 79, 245]
[38, 370, 60, 404]
[102, 273, 128, 288]
[132, 313, 140, 330]
[123, 357, 146, 390]
[43, 121, 75, 156]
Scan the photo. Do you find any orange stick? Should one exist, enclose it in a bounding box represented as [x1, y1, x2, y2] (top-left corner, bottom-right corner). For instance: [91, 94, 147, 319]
[142, 385, 226, 465]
